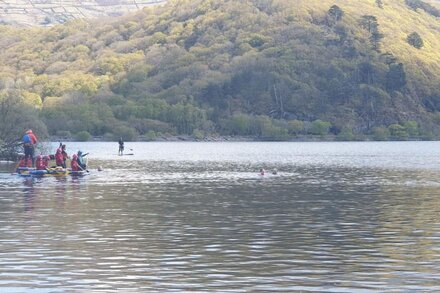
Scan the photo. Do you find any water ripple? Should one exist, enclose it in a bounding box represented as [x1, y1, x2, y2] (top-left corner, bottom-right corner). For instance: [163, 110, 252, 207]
[0, 143, 439, 291]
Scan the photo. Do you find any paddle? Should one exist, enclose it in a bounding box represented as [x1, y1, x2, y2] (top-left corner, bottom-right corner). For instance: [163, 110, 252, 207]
[78, 164, 89, 173]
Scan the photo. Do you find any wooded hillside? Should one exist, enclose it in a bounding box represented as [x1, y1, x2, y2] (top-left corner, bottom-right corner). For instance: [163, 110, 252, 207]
[1, 0, 440, 142]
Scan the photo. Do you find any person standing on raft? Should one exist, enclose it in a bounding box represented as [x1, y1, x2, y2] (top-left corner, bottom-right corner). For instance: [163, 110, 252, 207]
[55, 144, 69, 168]
[118, 137, 124, 156]
[22, 129, 38, 167]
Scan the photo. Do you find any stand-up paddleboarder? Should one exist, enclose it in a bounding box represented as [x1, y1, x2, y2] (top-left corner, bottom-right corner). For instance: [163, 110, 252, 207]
[118, 137, 124, 156]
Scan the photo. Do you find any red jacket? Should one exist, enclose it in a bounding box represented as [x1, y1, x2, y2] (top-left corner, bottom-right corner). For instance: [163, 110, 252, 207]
[55, 149, 63, 166]
[71, 158, 79, 171]
[19, 158, 27, 167]
[28, 132, 38, 144]
[36, 158, 45, 170]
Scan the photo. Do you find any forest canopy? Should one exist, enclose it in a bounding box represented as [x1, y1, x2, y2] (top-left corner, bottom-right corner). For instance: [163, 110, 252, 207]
[1, 0, 440, 142]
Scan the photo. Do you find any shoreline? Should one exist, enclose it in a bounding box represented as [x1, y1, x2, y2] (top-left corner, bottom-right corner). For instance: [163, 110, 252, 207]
[49, 134, 435, 143]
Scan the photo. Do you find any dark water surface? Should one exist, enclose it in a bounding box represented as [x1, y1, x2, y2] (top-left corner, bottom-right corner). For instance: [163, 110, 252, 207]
[0, 142, 439, 292]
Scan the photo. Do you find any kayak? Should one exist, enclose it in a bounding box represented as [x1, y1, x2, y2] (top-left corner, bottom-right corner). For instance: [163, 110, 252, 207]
[16, 167, 88, 177]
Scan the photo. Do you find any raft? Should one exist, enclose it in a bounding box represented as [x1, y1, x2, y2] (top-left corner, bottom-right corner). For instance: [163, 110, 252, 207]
[16, 167, 88, 177]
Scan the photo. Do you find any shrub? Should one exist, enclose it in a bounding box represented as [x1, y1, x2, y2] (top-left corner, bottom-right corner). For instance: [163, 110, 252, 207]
[407, 32, 424, 49]
[102, 132, 114, 141]
[56, 130, 72, 138]
[75, 131, 92, 141]
[388, 124, 409, 140]
[288, 120, 304, 135]
[373, 127, 390, 141]
[145, 130, 156, 141]
[112, 125, 138, 141]
[310, 120, 331, 136]
[230, 114, 251, 135]
[336, 128, 354, 141]
[192, 129, 204, 140]
[404, 121, 419, 136]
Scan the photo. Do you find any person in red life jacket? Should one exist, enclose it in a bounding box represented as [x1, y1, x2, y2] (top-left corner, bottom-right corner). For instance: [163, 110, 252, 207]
[55, 144, 69, 168]
[22, 129, 38, 167]
[43, 156, 50, 169]
[18, 156, 27, 167]
[61, 144, 69, 168]
[35, 155, 45, 170]
[55, 147, 64, 167]
[70, 154, 79, 171]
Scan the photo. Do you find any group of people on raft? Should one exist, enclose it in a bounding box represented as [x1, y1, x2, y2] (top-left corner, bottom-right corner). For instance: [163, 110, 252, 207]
[19, 130, 87, 172]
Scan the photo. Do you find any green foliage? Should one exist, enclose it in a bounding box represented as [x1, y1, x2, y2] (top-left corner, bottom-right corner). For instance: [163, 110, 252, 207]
[192, 129, 204, 140]
[311, 120, 331, 136]
[407, 32, 424, 49]
[404, 120, 419, 136]
[56, 130, 72, 138]
[373, 126, 390, 141]
[112, 125, 138, 141]
[386, 63, 407, 91]
[75, 130, 92, 141]
[247, 34, 267, 48]
[388, 124, 409, 140]
[145, 130, 156, 141]
[0, 0, 439, 141]
[405, 0, 440, 17]
[0, 91, 48, 144]
[328, 5, 344, 25]
[336, 128, 355, 141]
[360, 15, 384, 50]
[376, 0, 383, 9]
[230, 114, 252, 135]
[288, 120, 304, 135]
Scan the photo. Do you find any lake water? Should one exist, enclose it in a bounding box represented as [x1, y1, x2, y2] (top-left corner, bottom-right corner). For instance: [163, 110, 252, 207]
[0, 141, 439, 292]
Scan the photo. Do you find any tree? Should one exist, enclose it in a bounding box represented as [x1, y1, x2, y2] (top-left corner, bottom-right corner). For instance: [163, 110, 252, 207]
[288, 120, 304, 135]
[388, 124, 409, 140]
[376, 0, 383, 9]
[407, 32, 424, 49]
[310, 120, 331, 136]
[404, 121, 419, 136]
[360, 15, 383, 50]
[336, 127, 354, 141]
[386, 63, 407, 91]
[360, 15, 378, 33]
[373, 126, 390, 141]
[0, 91, 47, 144]
[328, 5, 344, 25]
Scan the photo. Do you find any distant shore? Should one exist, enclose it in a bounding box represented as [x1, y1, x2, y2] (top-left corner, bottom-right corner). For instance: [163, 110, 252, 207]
[49, 134, 433, 143]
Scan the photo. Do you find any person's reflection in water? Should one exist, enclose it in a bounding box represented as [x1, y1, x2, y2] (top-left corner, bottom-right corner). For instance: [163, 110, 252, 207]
[54, 177, 68, 209]
[22, 178, 36, 212]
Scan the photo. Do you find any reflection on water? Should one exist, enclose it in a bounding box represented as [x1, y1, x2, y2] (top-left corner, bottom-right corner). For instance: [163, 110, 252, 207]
[0, 142, 440, 292]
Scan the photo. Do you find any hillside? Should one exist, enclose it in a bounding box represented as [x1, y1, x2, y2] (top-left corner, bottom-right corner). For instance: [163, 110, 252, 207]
[1, 0, 440, 142]
[0, 0, 165, 26]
